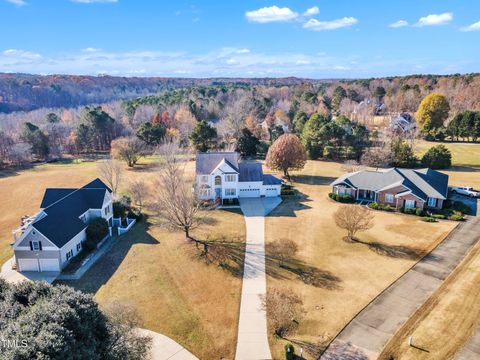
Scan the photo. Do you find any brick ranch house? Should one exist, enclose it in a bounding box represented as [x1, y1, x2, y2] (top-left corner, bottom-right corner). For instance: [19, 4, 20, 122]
[331, 168, 449, 210]
[11, 179, 113, 272]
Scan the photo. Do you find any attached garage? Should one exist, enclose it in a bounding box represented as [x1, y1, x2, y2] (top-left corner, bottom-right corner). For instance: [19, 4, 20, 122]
[264, 187, 280, 197]
[18, 258, 39, 272]
[239, 188, 261, 198]
[39, 258, 60, 272]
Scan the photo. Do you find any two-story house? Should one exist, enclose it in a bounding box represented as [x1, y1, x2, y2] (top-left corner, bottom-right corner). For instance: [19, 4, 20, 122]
[195, 152, 282, 202]
[11, 178, 113, 272]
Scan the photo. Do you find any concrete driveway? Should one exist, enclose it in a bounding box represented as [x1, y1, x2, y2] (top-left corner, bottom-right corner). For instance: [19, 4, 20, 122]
[136, 328, 198, 360]
[321, 215, 480, 360]
[0, 257, 59, 284]
[235, 197, 281, 360]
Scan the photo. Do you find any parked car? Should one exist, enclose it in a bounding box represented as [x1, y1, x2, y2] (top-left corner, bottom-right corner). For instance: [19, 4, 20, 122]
[450, 186, 480, 198]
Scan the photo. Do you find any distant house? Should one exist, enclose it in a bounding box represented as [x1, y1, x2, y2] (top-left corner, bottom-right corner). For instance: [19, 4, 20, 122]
[331, 168, 449, 210]
[195, 152, 282, 202]
[11, 179, 113, 272]
[390, 113, 416, 134]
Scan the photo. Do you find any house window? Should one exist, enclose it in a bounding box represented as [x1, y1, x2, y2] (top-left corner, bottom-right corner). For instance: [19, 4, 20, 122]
[226, 175, 236, 182]
[66, 249, 73, 261]
[405, 199, 415, 209]
[428, 197, 437, 207]
[225, 189, 236, 196]
[104, 207, 109, 216]
[32, 241, 40, 251]
[200, 175, 208, 183]
[385, 194, 394, 203]
[76, 243, 82, 252]
[214, 176, 222, 186]
[200, 189, 211, 198]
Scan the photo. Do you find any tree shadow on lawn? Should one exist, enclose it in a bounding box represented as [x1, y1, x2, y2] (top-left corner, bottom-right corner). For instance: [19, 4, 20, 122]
[268, 194, 313, 218]
[291, 174, 337, 186]
[352, 238, 427, 261]
[56, 221, 159, 294]
[449, 165, 480, 172]
[282, 337, 328, 359]
[266, 256, 342, 291]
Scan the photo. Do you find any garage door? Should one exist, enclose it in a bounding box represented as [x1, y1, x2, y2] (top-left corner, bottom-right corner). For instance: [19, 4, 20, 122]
[39, 259, 60, 272]
[265, 188, 278, 197]
[239, 188, 260, 198]
[18, 258, 39, 272]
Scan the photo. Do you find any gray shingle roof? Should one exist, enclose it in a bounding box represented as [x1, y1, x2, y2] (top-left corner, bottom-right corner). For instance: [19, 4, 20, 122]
[331, 168, 448, 200]
[263, 174, 283, 185]
[33, 179, 110, 248]
[195, 152, 239, 175]
[239, 162, 263, 182]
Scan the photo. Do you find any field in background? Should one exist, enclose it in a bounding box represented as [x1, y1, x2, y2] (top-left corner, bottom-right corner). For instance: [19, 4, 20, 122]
[265, 160, 456, 359]
[0, 158, 245, 359]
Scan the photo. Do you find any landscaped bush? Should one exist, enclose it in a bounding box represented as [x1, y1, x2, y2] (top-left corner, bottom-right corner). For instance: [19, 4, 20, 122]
[448, 211, 464, 221]
[328, 192, 355, 203]
[284, 343, 295, 360]
[113, 201, 126, 218]
[403, 208, 417, 215]
[432, 214, 446, 219]
[368, 202, 395, 212]
[84, 217, 109, 251]
[452, 201, 471, 215]
[415, 208, 426, 217]
[127, 207, 143, 222]
[421, 216, 438, 222]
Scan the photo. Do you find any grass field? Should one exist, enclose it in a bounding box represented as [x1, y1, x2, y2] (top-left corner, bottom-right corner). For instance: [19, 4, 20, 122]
[0, 158, 245, 359]
[265, 160, 457, 359]
[416, 140, 480, 189]
[378, 238, 480, 360]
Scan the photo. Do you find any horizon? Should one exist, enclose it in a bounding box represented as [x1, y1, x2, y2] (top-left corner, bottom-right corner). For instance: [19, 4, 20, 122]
[1, 1, 480, 78]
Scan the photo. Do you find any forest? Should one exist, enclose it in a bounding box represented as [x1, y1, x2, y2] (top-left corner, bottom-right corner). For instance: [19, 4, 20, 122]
[1, 72, 480, 170]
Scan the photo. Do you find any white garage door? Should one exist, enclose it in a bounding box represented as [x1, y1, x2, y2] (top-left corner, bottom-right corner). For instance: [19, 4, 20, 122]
[239, 188, 260, 198]
[39, 259, 60, 272]
[265, 188, 278, 197]
[18, 258, 39, 272]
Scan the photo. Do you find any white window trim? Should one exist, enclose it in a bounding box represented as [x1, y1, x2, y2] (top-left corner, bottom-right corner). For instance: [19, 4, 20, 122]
[32, 241, 40, 251]
[428, 197, 437, 207]
[225, 188, 236, 196]
[405, 199, 415, 209]
[225, 175, 236, 182]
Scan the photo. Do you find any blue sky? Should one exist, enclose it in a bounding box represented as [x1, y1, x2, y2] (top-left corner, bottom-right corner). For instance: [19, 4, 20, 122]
[0, 0, 479, 78]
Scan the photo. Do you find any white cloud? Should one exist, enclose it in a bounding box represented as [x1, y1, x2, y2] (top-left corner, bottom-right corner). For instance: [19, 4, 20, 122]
[245, 6, 298, 23]
[295, 59, 311, 65]
[4, 0, 27, 5]
[71, 0, 117, 3]
[334, 65, 351, 71]
[303, 6, 319, 17]
[236, 48, 250, 54]
[460, 20, 480, 32]
[415, 12, 453, 27]
[303, 17, 358, 31]
[389, 20, 408, 28]
[3, 49, 42, 59]
[81, 47, 103, 53]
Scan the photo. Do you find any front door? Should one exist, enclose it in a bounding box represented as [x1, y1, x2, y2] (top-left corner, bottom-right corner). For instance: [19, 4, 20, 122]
[215, 188, 222, 198]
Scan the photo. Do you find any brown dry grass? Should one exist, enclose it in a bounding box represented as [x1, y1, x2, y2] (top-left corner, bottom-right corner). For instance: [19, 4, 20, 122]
[0, 158, 245, 359]
[378, 238, 480, 360]
[265, 160, 456, 359]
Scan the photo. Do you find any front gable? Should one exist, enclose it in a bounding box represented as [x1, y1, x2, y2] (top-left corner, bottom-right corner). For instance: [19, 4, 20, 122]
[211, 160, 239, 176]
[14, 226, 58, 250]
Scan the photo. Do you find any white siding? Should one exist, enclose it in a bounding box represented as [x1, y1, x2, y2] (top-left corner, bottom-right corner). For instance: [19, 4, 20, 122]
[60, 229, 86, 268]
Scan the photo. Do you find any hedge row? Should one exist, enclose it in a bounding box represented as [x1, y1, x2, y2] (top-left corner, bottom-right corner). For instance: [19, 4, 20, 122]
[328, 192, 356, 203]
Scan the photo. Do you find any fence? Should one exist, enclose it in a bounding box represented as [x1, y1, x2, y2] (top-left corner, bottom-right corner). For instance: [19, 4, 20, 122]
[118, 218, 136, 235]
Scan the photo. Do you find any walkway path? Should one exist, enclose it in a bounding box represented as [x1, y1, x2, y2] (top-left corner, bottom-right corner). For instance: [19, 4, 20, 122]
[321, 215, 480, 360]
[137, 329, 198, 360]
[235, 197, 281, 360]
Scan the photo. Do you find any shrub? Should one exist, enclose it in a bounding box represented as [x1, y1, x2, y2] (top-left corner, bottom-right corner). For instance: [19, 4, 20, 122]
[432, 214, 446, 219]
[452, 201, 471, 215]
[285, 343, 295, 360]
[403, 208, 417, 215]
[399, 207, 405, 213]
[368, 202, 379, 209]
[449, 211, 464, 221]
[84, 217, 109, 251]
[329, 192, 355, 203]
[127, 207, 143, 222]
[113, 201, 126, 218]
[415, 208, 425, 216]
[421, 216, 437, 222]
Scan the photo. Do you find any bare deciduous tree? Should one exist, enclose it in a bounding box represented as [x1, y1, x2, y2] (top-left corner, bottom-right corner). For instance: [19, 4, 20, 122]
[129, 179, 147, 213]
[151, 142, 205, 241]
[98, 159, 124, 197]
[342, 160, 364, 173]
[333, 205, 375, 241]
[111, 137, 147, 167]
[261, 287, 305, 337]
[266, 239, 298, 267]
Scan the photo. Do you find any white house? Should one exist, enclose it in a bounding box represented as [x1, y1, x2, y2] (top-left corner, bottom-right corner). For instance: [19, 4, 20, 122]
[11, 179, 113, 272]
[195, 152, 282, 202]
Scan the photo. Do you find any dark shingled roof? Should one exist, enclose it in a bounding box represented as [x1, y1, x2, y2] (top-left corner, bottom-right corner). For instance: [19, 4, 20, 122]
[239, 162, 263, 182]
[195, 152, 239, 175]
[40, 189, 76, 208]
[83, 178, 112, 193]
[263, 174, 283, 185]
[33, 179, 110, 248]
[331, 168, 448, 200]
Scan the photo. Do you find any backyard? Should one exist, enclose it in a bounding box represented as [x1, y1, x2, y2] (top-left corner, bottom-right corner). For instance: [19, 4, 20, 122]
[265, 160, 457, 359]
[0, 158, 246, 359]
